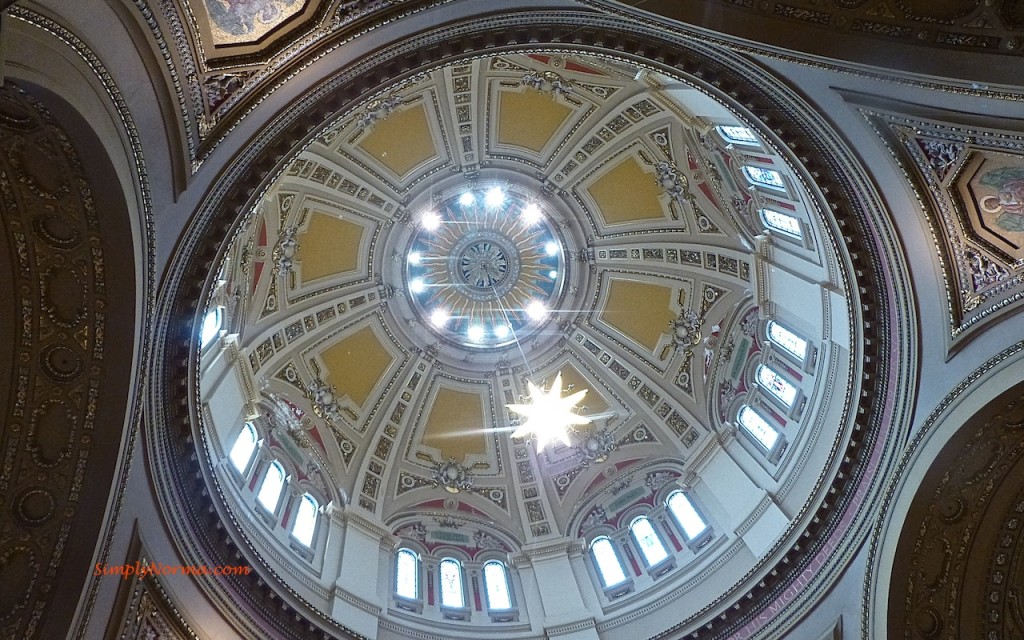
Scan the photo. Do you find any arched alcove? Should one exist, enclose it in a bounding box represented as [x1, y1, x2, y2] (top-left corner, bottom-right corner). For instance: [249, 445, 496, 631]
[887, 379, 1024, 639]
[0, 81, 136, 639]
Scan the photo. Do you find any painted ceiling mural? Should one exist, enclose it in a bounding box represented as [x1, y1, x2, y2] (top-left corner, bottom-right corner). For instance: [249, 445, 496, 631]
[201, 0, 308, 44]
[870, 109, 1024, 347]
[196, 51, 856, 636]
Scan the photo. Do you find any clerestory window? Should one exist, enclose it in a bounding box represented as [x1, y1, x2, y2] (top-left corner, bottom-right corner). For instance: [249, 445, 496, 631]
[666, 491, 709, 541]
[291, 494, 318, 547]
[257, 461, 285, 513]
[629, 516, 668, 567]
[482, 560, 512, 610]
[590, 536, 628, 588]
[228, 422, 257, 473]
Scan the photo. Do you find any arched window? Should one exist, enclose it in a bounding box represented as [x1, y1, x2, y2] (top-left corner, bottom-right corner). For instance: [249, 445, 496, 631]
[200, 306, 222, 347]
[438, 558, 465, 608]
[483, 561, 513, 610]
[395, 549, 419, 599]
[767, 321, 808, 362]
[590, 536, 627, 588]
[742, 166, 786, 191]
[667, 491, 708, 541]
[756, 364, 798, 408]
[716, 125, 759, 146]
[738, 405, 781, 451]
[257, 461, 285, 513]
[759, 208, 802, 239]
[629, 516, 668, 567]
[291, 494, 318, 547]
[228, 422, 257, 473]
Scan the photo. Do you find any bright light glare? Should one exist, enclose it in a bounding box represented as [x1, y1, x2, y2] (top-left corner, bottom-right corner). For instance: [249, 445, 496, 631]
[430, 308, 450, 327]
[493, 324, 510, 339]
[459, 192, 475, 206]
[521, 203, 543, 224]
[409, 252, 422, 265]
[467, 325, 485, 341]
[484, 187, 505, 208]
[526, 300, 547, 321]
[544, 242, 559, 256]
[409, 279, 426, 293]
[200, 308, 221, 347]
[548, 270, 558, 279]
[421, 212, 441, 230]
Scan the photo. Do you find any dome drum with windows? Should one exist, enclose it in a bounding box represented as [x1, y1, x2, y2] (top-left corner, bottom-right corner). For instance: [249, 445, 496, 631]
[196, 51, 860, 640]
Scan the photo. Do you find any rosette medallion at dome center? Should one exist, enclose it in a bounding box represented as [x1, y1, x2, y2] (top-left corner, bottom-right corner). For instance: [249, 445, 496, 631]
[405, 186, 564, 349]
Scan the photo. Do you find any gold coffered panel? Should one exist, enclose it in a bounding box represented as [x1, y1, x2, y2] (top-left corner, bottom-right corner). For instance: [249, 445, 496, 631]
[496, 88, 574, 154]
[420, 384, 489, 464]
[295, 211, 366, 283]
[320, 325, 396, 408]
[586, 155, 667, 225]
[599, 278, 677, 353]
[357, 103, 439, 178]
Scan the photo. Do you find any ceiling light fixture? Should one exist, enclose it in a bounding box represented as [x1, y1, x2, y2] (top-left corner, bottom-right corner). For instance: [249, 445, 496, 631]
[507, 372, 591, 451]
[521, 202, 543, 224]
[526, 300, 547, 320]
[485, 186, 505, 208]
[430, 308, 450, 327]
[421, 212, 441, 230]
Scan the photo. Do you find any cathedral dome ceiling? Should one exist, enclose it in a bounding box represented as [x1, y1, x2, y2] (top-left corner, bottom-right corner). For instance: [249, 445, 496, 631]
[143, 12, 909, 638]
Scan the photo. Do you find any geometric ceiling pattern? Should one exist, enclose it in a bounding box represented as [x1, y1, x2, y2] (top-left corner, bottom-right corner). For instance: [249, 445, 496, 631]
[193, 48, 860, 639]
[220, 53, 766, 541]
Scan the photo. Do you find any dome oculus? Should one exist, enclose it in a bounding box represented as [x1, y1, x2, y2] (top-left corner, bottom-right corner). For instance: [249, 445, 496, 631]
[405, 185, 564, 348]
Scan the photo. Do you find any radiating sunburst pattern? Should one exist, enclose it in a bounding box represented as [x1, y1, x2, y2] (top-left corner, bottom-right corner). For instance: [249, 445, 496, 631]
[406, 185, 564, 348]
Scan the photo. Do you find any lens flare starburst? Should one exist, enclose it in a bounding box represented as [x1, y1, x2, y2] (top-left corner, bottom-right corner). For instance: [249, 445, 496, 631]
[507, 372, 591, 451]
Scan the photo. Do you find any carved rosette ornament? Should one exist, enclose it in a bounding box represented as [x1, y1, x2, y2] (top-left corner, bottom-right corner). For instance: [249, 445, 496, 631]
[672, 308, 702, 354]
[431, 457, 474, 493]
[520, 70, 575, 97]
[305, 377, 344, 425]
[575, 428, 616, 466]
[272, 227, 299, 274]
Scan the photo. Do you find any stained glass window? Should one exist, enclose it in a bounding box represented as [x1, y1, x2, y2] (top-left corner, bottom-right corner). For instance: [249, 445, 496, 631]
[591, 536, 627, 587]
[630, 516, 668, 567]
[439, 558, 465, 608]
[292, 494, 318, 547]
[716, 125, 759, 146]
[759, 208, 802, 238]
[257, 461, 285, 513]
[667, 491, 708, 540]
[767, 321, 808, 362]
[742, 166, 786, 190]
[228, 422, 257, 473]
[738, 405, 781, 451]
[756, 364, 798, 408]
[200, 307, 222, 347]
[483, 561, 512, 610]
[395, 549, 418, 599]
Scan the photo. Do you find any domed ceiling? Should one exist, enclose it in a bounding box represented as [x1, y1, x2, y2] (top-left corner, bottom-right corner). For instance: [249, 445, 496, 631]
[197, 50, 857, 636]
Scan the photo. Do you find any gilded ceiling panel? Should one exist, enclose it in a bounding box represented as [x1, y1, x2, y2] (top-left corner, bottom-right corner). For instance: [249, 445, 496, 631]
[495, 88, 575, 154]
[586, 154, 669, 225]
[294, 210, 366, 283]
[318, 324, 397, 409]
[356, 102, 440, 179]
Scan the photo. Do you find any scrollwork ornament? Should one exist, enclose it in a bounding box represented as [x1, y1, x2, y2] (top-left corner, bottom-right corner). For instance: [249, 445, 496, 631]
[305, 377, 344, 425]
[431, 457, 474, 493]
